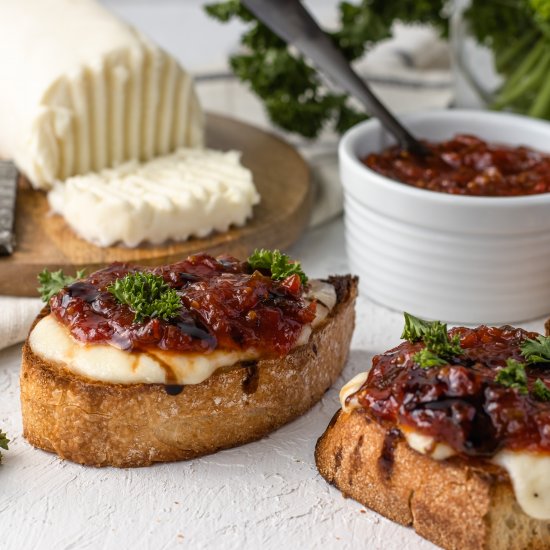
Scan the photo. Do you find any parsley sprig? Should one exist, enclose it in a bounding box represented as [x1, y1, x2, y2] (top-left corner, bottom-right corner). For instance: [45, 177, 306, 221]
[402, 313, 550, 400]
[533, 379, 550, 401]
[495, 359, 550, 401]
[108, 273, 181, 324]
[401, 313, 434, 342]
[0, 429, 9, 463]
[207, 2, 550, 135]
[401, 313, 462, 369]
[37, 269, 86, 302]
[412, 349, 448, 369]
[520, 335, 550, 364]
[205, 1, 447, 139]
[495, 359, 529, 394]
[247, 249, 307, 284]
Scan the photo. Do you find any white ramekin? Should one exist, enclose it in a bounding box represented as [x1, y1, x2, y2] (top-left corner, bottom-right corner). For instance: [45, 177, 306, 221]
[339, 109, 550, 323]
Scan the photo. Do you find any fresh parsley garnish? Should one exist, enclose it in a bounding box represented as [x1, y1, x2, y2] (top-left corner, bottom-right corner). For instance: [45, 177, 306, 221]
[0, 429, 9, 463]
[205, 1, 448, 139]
[401, 312, 434, 342]
[37, 269, 86, 302]
[412, 349, 448, 369]
[520, 335, 550, 364]
[402, 313, 462, 368]
[207, 2, 550, 137]
[495, 358, 529, 394]
[425, 331, 462, 360]
[247, 249, 307, 284]
[533, 378, 550, 401]
[107, 272, 181, 324]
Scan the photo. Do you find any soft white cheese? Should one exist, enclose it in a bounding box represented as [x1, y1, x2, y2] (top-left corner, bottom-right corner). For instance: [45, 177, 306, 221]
[492, 450, 550, 520]
[29, 282, 335, 385]
[29, 315, 258, 385]
[401, 427, 457, 461]
[48, 148, 260, 247]
[306, 279, 337, 310]
[339, 372, 369, 413]
[0, 0, 203, 188]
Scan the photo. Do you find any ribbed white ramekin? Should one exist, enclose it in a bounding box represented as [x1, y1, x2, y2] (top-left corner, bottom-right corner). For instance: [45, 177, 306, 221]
[339, 110, 550, 323]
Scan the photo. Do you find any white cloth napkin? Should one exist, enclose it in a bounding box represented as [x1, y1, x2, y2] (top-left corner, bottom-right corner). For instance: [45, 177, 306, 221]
[0, 28, 452, 351]
[0, 296, 42, 349]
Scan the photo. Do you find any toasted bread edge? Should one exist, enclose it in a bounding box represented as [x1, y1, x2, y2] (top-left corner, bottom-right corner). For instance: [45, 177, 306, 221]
[21, 275, 358, 467]
[315, 409, 550, 550]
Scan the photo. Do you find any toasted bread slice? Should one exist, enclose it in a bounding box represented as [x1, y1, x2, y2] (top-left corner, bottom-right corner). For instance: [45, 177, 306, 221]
[21, 275, 357, 468]
[316, 409, 550, 550]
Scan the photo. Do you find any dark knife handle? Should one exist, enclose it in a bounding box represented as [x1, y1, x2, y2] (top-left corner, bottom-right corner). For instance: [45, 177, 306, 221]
[0, 161, 18, 256]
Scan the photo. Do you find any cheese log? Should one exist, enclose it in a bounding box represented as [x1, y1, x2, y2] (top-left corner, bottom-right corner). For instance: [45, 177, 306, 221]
[0, 0, 203, 188]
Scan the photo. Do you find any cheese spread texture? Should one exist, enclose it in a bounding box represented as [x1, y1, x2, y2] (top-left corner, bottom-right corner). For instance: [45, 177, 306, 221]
[30, 315, 258, 385]
[339, 372, 368, 413]
[0, 0, 203, 188]
[30, 282, 335, 385]
[48, 148, 260, 247]
[339, 383, 550, 520]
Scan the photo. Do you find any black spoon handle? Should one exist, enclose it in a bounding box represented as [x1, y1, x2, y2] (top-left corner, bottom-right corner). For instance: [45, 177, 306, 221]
[241, 0, 430, 156]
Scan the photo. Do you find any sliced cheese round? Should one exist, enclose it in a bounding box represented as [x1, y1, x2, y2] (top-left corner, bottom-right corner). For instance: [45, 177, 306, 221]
[48, 148, 260, 247]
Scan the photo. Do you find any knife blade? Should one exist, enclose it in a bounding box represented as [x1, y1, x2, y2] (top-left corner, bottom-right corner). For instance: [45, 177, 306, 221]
[0, 160, 18, 256]
[241, 0, 430, 156]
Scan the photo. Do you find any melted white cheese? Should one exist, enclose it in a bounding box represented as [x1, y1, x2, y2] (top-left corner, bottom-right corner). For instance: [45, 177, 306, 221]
[0, 0, 203, 188]
[401, 427, 457, 461]
[29, 314, 258, 385]
[29, 281, 335, 385]
[48, 148, 260, 247]
[339, 372, 368, 413]
[306, 280, 337, 310]
[493, 450, 550, 520]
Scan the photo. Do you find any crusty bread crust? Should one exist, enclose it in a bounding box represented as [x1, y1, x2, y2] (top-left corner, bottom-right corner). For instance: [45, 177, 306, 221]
[315, 409, 550, 550]
[21, 276, 357, 468]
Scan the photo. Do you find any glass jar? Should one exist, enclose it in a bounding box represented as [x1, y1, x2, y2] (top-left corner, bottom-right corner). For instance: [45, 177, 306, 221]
[451, 0, 550, 119]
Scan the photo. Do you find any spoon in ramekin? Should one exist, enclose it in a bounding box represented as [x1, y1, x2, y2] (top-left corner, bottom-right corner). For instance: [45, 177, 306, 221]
[242, 0, 432, 157]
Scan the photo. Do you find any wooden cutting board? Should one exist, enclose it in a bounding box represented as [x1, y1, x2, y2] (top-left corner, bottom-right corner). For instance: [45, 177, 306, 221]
[0, 113, 312, 296]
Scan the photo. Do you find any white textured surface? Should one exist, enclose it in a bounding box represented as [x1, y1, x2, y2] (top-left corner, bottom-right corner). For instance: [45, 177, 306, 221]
[0, 217, 547, 550]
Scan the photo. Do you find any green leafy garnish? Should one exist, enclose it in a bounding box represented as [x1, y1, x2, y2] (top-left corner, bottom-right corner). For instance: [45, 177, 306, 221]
[205, 1, 448, 139]
[108, 273, 181, 324]
[412, 348, 448, 369]
[208, 2, 550, 132]
[37, 269, 86, 302]
[533, 378, 550, 401]
[401, 312, 434, 342]
[107, 271, 181, 323]
[495, 358, 529, 394]
[402, 313, 462, 368]
[247, 249, 307, 284]
[520, 335, 550, 364]
[424, 331, 462, 359]
[0, 429, 9, 463]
